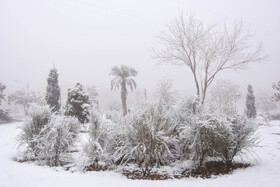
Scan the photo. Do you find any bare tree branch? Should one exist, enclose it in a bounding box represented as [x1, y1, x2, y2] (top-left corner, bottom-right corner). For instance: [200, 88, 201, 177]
[153, 14, 266, 104]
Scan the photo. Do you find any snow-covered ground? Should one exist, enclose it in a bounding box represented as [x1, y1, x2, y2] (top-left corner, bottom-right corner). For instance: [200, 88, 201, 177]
[1, 121, 280, 187]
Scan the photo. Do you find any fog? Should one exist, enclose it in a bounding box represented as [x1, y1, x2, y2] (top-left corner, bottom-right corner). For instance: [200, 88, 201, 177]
[1, 0, 279, 109]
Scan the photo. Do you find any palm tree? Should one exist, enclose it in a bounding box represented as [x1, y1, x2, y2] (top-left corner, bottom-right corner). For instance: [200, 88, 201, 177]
[110, 65, 137, 116]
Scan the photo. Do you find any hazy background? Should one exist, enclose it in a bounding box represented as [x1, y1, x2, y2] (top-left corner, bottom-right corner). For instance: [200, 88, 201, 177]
[0, 0, 279, 109]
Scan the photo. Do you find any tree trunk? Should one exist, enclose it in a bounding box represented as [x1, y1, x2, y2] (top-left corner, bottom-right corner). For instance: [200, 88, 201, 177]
[121, 82, 127, 116]
[201, 86, 207, 105]
[192, 70, 201, 104]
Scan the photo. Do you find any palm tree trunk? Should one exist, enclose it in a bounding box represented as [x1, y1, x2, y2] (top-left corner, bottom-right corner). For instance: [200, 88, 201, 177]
[121, 91, 127, 116]
[121, 82, 128, 116]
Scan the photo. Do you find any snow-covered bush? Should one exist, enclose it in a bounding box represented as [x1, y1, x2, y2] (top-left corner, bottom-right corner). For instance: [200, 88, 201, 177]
[18, 104, 52, 157]
[65, 83, 91, 123]
[177, 98, 199, 121]
[38, 115, 79, 166]
[115, 103, 180, 175]
[178, 104, 258, 167]
[105, 109, 122, 124]
[217, 114, 258, 164]
[18, 104, 79, 166]
[83, 112, 109, 169]
[82, 110, 122, 170]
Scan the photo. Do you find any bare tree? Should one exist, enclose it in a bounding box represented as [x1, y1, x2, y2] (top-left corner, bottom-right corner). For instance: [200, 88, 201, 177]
[153, 77, 178, 105]
[154, 14, 265, 104]
[209, 79, 241, 111]
[8, 89, 42, 115]
[257, 92, 277, 121]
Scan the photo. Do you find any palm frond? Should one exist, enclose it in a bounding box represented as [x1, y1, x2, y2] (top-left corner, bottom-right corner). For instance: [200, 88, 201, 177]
[126, 79, 137, 92]
[111, 77, 122, 91]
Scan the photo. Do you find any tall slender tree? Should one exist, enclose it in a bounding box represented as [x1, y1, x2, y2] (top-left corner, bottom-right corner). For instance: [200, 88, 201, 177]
[45, 68, 60, 112]
[110, 65, 137, 116]
[246, 84, 256, 118]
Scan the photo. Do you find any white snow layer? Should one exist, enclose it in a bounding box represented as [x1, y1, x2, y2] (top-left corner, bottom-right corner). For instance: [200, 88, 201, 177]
[0, 121, 280, 187]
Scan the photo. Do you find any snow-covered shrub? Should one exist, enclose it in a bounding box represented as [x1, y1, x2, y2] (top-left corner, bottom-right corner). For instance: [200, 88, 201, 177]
[217, 114, 258, 164]
[65, 83, 91, 123]
[18, 104, 52, 157]
[83, 112, 109, 169]
[177, 98, 199, 121]
[17, 104, 79, 166]
[38, 115, 79, 166]
[179, 109, 212, 166]
[115, 103, 180, 175]
[105, 109, 122, 124]
[179, 105, 258, 167]
[82, 110, 122, 170]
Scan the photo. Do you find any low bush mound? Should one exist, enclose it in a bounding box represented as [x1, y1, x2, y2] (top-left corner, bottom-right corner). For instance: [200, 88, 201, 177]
[17, 104, 79, 166]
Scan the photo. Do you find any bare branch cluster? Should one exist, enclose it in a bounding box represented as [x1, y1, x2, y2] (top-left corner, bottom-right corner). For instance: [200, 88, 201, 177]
[154, 14, 266, 104]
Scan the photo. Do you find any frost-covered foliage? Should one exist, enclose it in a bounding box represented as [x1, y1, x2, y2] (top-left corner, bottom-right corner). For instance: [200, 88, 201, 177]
[245, 85, 256, 119]
[17, 99, 258, 174]
[81, 110, 122, 170]
[105, 100, 123, 124]
[45, 68, 60, 112]
[65, 83, 91, 123]
[178, 101, 258, 167]
[105, 110, 122, 124]
[85, 86, 99, 107]
[177, 98, 199, 121]
[18, 104, 52, 156]
[18, 104, 79, 166]
[153, 77, 178, 106]
[83, 112, 109, 169]
[115, 103, 180, 175]
[38, 115, 79, 166]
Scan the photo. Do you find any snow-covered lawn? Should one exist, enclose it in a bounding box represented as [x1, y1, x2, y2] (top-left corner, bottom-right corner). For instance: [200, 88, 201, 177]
[0, 121, 280, 187]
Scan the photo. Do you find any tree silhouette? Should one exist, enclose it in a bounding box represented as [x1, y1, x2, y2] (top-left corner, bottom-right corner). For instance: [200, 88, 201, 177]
[110, 65, 137, 116]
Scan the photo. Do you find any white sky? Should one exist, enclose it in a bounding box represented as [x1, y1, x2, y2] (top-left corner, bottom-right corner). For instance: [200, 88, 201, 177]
[0, 0, 279, 108]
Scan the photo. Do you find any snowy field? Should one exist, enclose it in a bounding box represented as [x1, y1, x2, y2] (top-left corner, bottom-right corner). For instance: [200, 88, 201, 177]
[0, 121, 280, 187]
